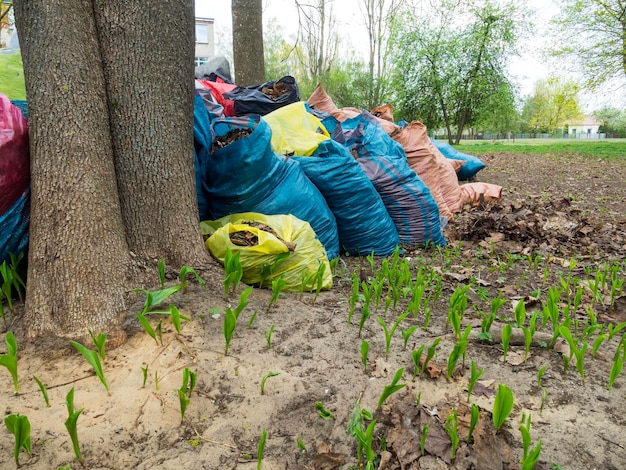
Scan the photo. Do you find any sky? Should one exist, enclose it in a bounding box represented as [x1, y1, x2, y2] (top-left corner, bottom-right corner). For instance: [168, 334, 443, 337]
[195, 0, 600, 112]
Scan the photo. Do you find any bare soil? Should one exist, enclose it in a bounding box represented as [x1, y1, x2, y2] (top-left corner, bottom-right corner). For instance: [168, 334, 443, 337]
[0, 152, 625, 470]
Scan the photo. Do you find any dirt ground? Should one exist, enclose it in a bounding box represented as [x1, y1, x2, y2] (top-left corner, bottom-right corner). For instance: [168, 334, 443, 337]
[0, 151, 625, 470]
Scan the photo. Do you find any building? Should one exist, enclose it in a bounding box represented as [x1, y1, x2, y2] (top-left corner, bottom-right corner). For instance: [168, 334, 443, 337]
[565, 116, 603, 138]
[195, 17, 215, 67]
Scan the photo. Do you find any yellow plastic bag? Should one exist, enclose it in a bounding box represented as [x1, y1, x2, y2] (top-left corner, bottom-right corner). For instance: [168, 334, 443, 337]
[263, 101, 330, 156]
[202, 212, 332, 291]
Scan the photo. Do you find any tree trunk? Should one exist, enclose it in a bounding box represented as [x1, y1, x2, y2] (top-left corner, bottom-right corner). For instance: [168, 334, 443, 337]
[15, 0, 131, 346]
[14, 0, 211, 347]
[232, 0, 265, 85]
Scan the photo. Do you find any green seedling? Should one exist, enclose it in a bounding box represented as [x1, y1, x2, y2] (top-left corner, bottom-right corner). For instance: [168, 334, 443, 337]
[247, 309, 258, 328]
[4, 413, 31, 464]
[467, 403, 479, 444]
[175, 368, 197, 423]
[377, 311, 409, 359]
[347, 399, 374, 464]
[134, 285, 183, 314]
[447, 341, 465, 380]
[420, 424, 429, 456]
[501, 324, 513, 363]
[353, 418, 377, 468]
[223, 247, 243, 299]
[539, 388, 547, 416]
[422, 338, 441, 375]
[519, 412, 532, 459]
[268, 276, 286, 312]
[312, 262, 327, 305]
[135, 312, 157, 344]
[557, 326, 588, 383]
[8, 252, 26, 303]
[141, 365, 149, 388]
[154, 370, 160, 391]
[445, 410, 460, 460]
[361, 340, 369, 373]
[0, 331, 18, 393]
[536, 365, 547, 388]
[514, 299, 526, 328]
[33, 375, 50, 407]
[0, 262, 16, 316]
[592, 333, 608, 358]
[223, 286, 254, 354]
[400, 325, 418, 350]
[492, 384, 514, 431]
[296, 436, 307, 452]
[358, 303, 371, 338]
[608, 340, 625, 390]
[65, 387, 84, 464]
[260, 371, 280, 395]
[448, 284, 470, 341]
[366, 251, 376, 272]
[169, 305, 184, 334]
[607, 322, 626, 340]
[156, 319, 163, 345]
[158, 258, 166, 288]
[411, 345, 425, 379]
[347, 273, 360, 325]
[257, 428, 267, 470]
[377, 368, 406, 410]
[179, 265, 207, 294]
[315, 401, 335, 420]
[265, 325, 275, 349]
[260, 252, 290, 288]
[88, 329, 107, 361]
[70, 340, 110, 394]
[521, 439, 542, 470]
[416, 390, 422, 406]
[467, 360, 484, 402]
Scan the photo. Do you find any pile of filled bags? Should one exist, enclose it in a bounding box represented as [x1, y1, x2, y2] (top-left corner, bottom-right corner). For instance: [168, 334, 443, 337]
[0, 69, 502, 291]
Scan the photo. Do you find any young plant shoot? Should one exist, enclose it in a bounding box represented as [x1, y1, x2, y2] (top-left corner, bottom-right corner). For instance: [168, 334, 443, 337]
[0, 331, 18, 393]
[70, 341, 110, 394]
[493, 384, 514, 431]
[4, 413, 31, 464]
[65, 387, 84, 465]
[377, 368, 407, 410]
[260, 371, 280, 395]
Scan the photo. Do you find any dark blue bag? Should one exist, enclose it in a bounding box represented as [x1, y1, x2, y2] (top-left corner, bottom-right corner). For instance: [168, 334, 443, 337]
[0, 189, 30, 266]
[293, 139, 400, 256]
[193, 93, 213, 221]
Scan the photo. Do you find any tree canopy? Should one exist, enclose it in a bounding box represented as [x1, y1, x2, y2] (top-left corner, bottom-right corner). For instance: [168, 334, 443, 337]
[521, 76, 584, 133]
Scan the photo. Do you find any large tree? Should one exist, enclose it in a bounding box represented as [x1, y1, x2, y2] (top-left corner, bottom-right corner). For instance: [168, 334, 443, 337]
[232, 0, 265, 85]
[551, 0, 626, 93]
[392, 0, 521, 143]
[14, 0, 210, 347]
[521, 76, 583, 133]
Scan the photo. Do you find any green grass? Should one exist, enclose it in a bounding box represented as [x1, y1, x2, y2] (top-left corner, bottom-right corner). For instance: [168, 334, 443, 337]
[454, 139, 626, 160]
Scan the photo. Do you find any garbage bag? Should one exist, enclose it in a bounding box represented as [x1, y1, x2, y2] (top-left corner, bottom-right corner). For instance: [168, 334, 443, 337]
[293, 139, 400, 256]
[331, 112, 446, 247]
[263, 101, 330, 156]
[194, 55, 233, 83]
[204, 115, 339, 259]
[431, 139, 486, 181]
[193, 93, 214, 221]
[1, 94, 30, 215]
[223, 76, 300, 116]
[0, 189, 30, 266]
[202, 212, 332, 291]
[197, 79, 237, 117]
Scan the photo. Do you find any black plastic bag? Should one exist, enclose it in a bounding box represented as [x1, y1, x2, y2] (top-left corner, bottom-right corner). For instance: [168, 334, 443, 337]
[223, 76, 300, 116]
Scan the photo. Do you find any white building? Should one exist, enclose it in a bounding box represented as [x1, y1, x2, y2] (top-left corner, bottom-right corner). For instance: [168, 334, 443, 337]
[565, 116, 603, 138]
[195, 17, 215, 67]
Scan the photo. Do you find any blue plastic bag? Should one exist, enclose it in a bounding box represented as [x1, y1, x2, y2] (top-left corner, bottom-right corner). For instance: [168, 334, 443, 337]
[431, 139, 486, 181]
[0, 189, 30, 266]
[293, 139, 400, 256]
[204, 116, 340, 259]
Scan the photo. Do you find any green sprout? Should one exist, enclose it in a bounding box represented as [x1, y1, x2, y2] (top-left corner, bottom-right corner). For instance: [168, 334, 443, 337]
[136, 312, 158, 344]
[501, 324, 513, 363]
[422, 338, 441, 376]
[347, 399, 374, 464]
[557, 325, 588, 383]
[312, 261, 327, 305]
[33, 375, 50, 407]
[157, 258, 166, 288]
[257, 429, 267, 470]
[265, 325, 275, 349]
[223, 247, 243, 299]
[448, 284, 470, 341]
[521, 440, 542, 470]
[377, 368, 406, 410]
[0, 331, 18, 393]
[134, 284, 183, 314]
[70, 341, 110, 394]
[445, 410, 460, 460]
[361, 340, 369, 373]
[175, 368, 197, 423]
[223, 286, 253, 355]
[536, 365, 547, 389]
[268, 276, 286, 312]
[467, 360, 484, 402]
[260, 371, 280, 395]
[519, 412, 532, 460]
[467, 403, 479, 444]
[315, 401, 336, 420]
[260, 252, 290, 289]
[4, 413, 31, 464]
[247, 309, 258, 329]
[141, 365, 149, 388]
[492, 384, 514, 431]
[401, 324, 419, 350]
[296, 436, 307, 452]
[377, 311, 409, 360]
[514, 299, 526, 328]
[179, 265, 207, 294]
[88, 329, 107, 361]
[411, 345, 425, 379]
[65, 387, 84, 465]
[420, 424, 429, 456]
[608, 340, 625, 390]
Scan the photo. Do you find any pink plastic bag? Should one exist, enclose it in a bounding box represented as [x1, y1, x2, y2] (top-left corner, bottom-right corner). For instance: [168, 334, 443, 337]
[0, 94, 30, 214]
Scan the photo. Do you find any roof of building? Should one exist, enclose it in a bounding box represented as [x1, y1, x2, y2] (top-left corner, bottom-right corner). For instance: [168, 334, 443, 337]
[565, 116, 602, 126]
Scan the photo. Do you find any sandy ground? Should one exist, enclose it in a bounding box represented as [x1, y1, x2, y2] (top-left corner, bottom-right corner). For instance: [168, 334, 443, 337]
[0, 151, 625, 470]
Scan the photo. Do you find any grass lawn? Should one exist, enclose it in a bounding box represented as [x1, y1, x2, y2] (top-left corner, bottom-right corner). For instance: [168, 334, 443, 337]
[453, 138, 626, 159]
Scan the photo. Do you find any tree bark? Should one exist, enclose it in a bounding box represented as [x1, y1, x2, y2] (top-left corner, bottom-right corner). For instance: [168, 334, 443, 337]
[232, 0, 265, 86]
[14, 0, 212, 347]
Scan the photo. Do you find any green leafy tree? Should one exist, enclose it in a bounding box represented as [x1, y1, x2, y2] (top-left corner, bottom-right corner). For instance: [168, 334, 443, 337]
[593, 106, 626, 137]
[550, 0, 626, 92]
[392, 0, 522, 143]
[521, 76, 583, 133]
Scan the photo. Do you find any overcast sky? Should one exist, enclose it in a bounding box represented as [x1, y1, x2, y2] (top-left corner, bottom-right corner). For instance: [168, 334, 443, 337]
[196, 0, 602, 111]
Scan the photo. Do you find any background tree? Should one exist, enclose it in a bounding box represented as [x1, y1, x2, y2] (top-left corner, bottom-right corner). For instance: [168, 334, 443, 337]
[593, 106, 626, 137]
[232, 0, 265, 85]
[392, 0, 521, 143]
[550, 0, 626, 94]
[14, 0, 210, 347]
[521, 76, 584, 133]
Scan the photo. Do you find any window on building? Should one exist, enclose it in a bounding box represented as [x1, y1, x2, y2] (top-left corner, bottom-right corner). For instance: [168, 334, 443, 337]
[195, 24, 209, 44]
[195, 57, 209, 67]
